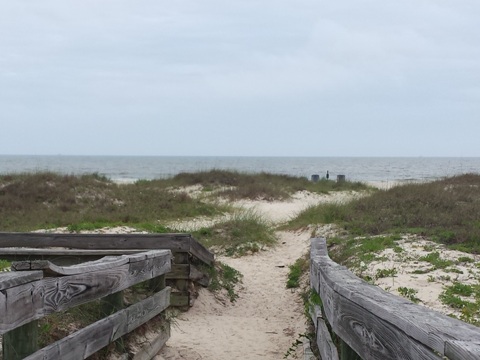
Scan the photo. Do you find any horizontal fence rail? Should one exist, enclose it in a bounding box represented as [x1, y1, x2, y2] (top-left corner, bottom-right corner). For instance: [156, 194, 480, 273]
[310, 237, 480, 360]
[0, 232, 215, 308]
[0, 250, 172, 360]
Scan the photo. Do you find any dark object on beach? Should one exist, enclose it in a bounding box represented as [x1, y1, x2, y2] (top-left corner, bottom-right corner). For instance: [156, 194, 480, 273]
[311, 174, 320, 182]
[326, 171, 329, 180]
[337, 174, 345, 183]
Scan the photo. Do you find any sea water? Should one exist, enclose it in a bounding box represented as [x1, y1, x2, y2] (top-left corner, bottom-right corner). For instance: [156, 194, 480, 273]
[0, 155, 479, 184]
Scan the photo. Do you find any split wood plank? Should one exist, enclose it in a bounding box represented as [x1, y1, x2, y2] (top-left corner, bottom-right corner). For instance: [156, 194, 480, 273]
[0, 232, 191, 251]
[12, 256, 129, 275]
[0, 251, 171, 334]
[24, 287, 171, 360]
[188, 237, 214, 265]
[0, 271, 43, 291]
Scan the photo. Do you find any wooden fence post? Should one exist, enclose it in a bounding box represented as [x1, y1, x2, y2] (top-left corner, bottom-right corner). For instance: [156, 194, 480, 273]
[149, 274, 166, 293]
[3, 320, 39, 360]
[101, 291, 125, 353]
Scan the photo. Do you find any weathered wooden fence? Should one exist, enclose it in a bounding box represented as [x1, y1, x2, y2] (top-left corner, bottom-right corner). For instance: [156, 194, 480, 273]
[310, 237, 480, 360]
[0, 232, 214, 308]
[0, 249, 172, 360]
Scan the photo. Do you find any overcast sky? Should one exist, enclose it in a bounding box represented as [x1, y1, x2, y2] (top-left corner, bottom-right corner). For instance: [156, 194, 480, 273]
[1, 1, 479, 157]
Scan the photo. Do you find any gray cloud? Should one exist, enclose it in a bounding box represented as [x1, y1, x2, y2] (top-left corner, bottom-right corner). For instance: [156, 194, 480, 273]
[1, 0, 479, 156]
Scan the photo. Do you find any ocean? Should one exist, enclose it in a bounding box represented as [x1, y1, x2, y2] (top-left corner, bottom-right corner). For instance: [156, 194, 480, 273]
[0, 155, 479, 184]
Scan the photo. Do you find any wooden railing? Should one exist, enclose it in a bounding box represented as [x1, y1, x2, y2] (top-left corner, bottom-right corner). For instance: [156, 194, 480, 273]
[309, 238, 480, 360]
[0, 250, 172, 360]
[0, 232, 214, 308]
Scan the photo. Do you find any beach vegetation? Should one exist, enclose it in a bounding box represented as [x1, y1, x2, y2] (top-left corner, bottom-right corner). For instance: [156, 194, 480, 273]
[397, 287, 421, 303]
[286, 255, 309, 288]
[375, 268, 397, 279]
[439, 282, 480, 325]
[418, 252, 454, 270]
[285, 174, 480, 253]
[192, 210, 276, 256]
[203, 262, 243, 302]
[0, 170, 369, 232]
[325, 235, 400, 269]
[166, 169, 371, 200]
[0, 259, 10, 271]
[0, 171, 226, 231]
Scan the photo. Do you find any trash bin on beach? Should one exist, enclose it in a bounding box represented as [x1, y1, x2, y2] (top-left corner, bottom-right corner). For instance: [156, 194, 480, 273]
[311, 174, 320, 182]
[337, 175, 346, 183]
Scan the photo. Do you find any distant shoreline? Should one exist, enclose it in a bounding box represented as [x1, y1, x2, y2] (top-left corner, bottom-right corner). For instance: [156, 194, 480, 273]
[1, 155, 479, 184]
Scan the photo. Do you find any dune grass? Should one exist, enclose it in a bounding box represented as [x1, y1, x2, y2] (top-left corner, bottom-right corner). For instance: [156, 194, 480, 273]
[286, 173, 480, 253]
[0, 170, 368, 232]
[192, 210, 277, 256]
[168, 169, 370, 200]
[0, 171, 226, 232]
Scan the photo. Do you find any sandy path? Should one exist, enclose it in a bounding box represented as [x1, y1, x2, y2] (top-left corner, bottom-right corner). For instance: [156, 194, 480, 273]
[156, 191, 354, 359]
[157, 230, 311, 360]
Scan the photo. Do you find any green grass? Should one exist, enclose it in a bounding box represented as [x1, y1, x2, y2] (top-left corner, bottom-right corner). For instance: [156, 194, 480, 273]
[169, 169, 370, 201]
[0, 170, 369, 233]
[193, 210, 277, 256]
[286, 174, 480, 253]
[375, 268, 397, 279]
[397, 287, 421, 303]
[0, 259, 10, 271]
[204, 262, 243, 302]
[439, 282, 480, 325]
[418, 252, 454, 269]
[327, 235, 400, 268]
[0, 172, 226, 232]
[287, 255, 309, 288]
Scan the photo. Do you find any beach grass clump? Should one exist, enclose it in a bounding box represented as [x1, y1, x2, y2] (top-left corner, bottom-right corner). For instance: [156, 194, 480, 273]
[326, 235, 400, 269]
[0, 172, 226, 231]
[203, 262, 243, 302]
[418, 252, 454, 270]
[439, 282, 480, 325]
[192, 210, 276, 256]
[169, 169, 370, 201]
[397, 287, 421, 303]
[0, 259, 10, 271]
[286, 174, 480, 253]
[287, 255, 310, 288]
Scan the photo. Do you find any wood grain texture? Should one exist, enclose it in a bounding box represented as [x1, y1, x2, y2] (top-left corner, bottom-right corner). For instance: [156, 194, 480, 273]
[166, 264, 189, 280]
[189, 265, 210, 287]
[24, 287, 171, 360]
[188, 238, 214, 265]
[0, 271, 43, 290]
[12, 256, 129, 275]
[0, 251, 171, 334]
[445, 340, 480, 360]
[132, 322, 171, 360]
[310, 237, 480, 360]
[0, 232, 191, 251]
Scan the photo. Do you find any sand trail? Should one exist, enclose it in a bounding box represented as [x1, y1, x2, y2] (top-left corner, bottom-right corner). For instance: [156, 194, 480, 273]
[157, 230, 311, 360]
[157, 190, 345, 359]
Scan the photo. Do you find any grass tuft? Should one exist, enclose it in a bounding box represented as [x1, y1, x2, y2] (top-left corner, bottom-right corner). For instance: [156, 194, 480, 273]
[193, 210, 277, 256]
